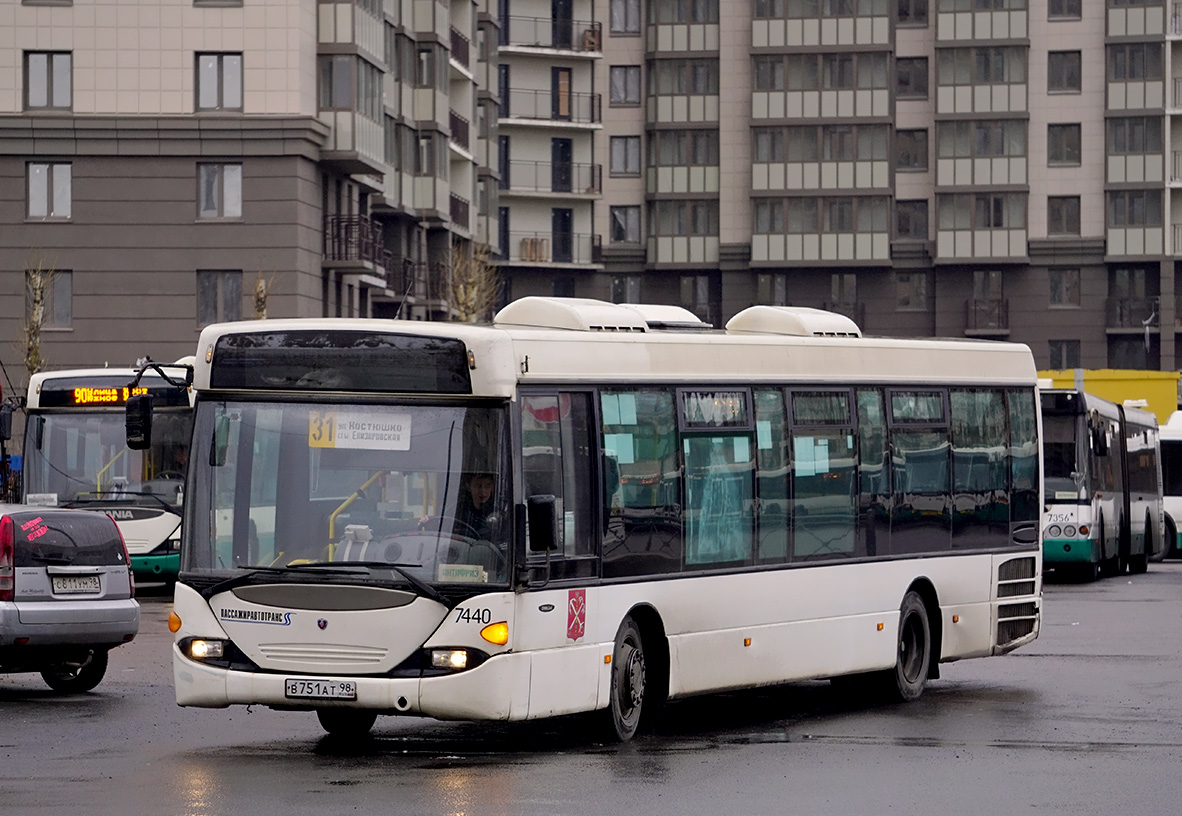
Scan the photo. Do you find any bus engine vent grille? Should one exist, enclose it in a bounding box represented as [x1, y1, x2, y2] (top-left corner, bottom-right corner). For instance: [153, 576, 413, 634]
[998, 557, 1036, 582]
[257, 643, 389, 666]
[998, 581, 1036, 598]
[996, 602, 1038, 646]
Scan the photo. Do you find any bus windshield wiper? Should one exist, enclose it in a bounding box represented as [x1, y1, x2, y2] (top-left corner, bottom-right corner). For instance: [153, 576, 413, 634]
[64, 491, 176, 512]
[200, 564, 367, 600]
[292, 561, 451, 607]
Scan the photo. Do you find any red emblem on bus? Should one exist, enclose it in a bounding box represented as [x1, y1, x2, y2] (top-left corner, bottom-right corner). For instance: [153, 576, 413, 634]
[567, 589, 586, 641]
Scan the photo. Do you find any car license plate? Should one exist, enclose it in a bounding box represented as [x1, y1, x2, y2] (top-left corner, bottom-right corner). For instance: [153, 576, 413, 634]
[284, 678, 357, 700]
[51, 575, 101, 594]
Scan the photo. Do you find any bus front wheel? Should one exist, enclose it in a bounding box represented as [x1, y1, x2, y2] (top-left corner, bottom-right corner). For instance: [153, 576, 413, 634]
[879, 591, 931, 703]
[602, 617, 647, 742]
[316, 708, 377, 738]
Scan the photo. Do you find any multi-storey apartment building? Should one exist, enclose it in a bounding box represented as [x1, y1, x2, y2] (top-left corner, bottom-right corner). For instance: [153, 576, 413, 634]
[0, 0, 495, 377]
[491, 0, 1180, 374]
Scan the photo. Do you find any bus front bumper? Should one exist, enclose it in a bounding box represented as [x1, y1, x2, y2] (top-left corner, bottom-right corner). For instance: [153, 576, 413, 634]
[1042, 538, 1100, 565]
[173, 646, 530, 721]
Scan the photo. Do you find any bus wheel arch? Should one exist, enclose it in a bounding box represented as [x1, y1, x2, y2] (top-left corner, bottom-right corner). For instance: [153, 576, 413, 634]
[601, 605, 668, 742]
[1164, 513, 1178, 560]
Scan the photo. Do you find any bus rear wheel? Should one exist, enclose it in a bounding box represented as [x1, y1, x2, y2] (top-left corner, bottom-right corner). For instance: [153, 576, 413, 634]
[878, 591, 931, 703]
[316, 708, 377, 738]
[602, 617, 647, 742]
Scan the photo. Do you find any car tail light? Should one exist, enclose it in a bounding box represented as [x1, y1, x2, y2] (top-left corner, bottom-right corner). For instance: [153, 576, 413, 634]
[109, 516, 135, 599]
[0, 515, 14, 602]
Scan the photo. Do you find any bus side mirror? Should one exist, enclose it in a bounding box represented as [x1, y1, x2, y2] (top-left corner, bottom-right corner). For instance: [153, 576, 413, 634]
[126, 394, 154, 450]
[527, 494, 559, 552]
[1091, 426, 1108, 457]
[0, 405, 11, 442]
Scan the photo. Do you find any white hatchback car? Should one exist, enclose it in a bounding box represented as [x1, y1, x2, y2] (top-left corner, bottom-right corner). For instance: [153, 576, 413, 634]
[0, 504, 140, 692]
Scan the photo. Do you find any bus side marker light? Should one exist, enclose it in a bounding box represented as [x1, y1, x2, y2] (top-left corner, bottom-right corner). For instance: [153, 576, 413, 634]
[480, 621, 509, 646]
[953, 615, 960, 624]
[877, 623, 884, 631]
[604, 655, 611, 664]
[744, 638, 751, 647]
[168, 612, 182, 633]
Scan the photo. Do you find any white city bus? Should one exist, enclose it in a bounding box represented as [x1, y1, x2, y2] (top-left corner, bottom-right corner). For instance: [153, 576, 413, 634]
[1159, 410, 1182, 559]
[24, 362, 194, 584]
[156, 298, 1042, 740]
[1040, 389, 1164, 579]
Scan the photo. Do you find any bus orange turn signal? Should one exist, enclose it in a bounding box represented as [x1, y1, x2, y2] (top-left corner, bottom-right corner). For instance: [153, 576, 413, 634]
[480, 621, 509, 645]
[168, 611, 182, 633]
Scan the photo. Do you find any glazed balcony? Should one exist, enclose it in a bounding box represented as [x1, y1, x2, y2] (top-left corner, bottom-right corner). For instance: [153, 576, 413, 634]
[501, 16, 602, 53]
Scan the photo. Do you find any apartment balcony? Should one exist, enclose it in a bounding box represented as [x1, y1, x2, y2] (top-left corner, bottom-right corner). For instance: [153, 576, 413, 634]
[449, 110, 470, 151]
[1106, 296, 1159, 329]
[500, 160, 601, 196]
[1174, 223, 1182, 251]
[1172, 77, 1182, 109]
[1173, 3, 1182, 36]
[501, 89, 601, 125]
[450, 193, 470, 231]
[450, 27, 470, 69]
[323, 214, 392, 286]
[501, 17, 602, 54]
[965, 298, 1009, 335]
[503, 231, 600, 265]
[384, 260, 447, 303]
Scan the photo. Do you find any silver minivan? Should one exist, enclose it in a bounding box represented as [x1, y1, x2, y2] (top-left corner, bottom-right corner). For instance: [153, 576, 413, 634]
[0, 504, 140, 692]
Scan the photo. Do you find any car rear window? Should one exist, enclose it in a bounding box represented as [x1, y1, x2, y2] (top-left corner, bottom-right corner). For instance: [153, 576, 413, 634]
[6, 511, 125, 567]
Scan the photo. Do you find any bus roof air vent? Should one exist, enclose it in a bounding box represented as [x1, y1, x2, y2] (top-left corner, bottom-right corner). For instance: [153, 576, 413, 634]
[493, 297, 648, 332]
[618, 304, 713, 331]
[725, 306, 862, 338]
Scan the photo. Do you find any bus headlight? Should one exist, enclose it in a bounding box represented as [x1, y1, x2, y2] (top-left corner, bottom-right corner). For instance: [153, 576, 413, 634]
[1064, 525, 1076, 537]
[430, 649, 469, 670]
[188, 639, 225, 660]
[1048, 525, 1062, 538]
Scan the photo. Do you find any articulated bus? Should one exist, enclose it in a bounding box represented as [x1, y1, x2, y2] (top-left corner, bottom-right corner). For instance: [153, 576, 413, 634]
[23, 362, 194, 584]
[1159, 410, 1182, 558]
[1041, 389, 1164, 579]
[152, 298, 1042, 740]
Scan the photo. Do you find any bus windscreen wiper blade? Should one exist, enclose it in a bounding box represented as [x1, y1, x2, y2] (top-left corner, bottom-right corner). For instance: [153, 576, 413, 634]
[292, 561, 450, 607]
[200, 564, 367, 599]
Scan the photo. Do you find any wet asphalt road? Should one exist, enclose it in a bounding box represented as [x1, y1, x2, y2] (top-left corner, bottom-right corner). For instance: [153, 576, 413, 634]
[2, 565, 1182, 816]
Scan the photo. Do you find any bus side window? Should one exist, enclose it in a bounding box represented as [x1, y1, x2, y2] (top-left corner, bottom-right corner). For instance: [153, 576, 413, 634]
[520, 393, 594, 560]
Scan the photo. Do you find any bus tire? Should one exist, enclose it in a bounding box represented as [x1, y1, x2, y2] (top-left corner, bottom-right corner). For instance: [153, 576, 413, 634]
[879, 591, 931, 703]
[602, 617, 647, 742]
[316, 708, 377, 738]
[40, 649, 108, 694]
[1129, 515, 1151, 574]
[1151, 515, 1173, 563]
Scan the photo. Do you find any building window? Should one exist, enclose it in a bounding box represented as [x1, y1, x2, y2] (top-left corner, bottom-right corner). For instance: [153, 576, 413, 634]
[896, 271, 928, 311]
[896, 57, 929, 99]
[937, 120, 1027, 159]
[757, 273, 788, 305]
[754, 52, 887, 92]
[1048, 51, 1081, 93]
[25, 52, 72, 110]
[611, 136, 641, 175]
[937, 47, 1026, 87]
[1047, 196, 1081, 236]
[610, 0, 641, 33]
[27, 162, 71, 219]
[895, 129, 928, 170]
[896, 200, 928, 240]
[198, 164, 243, 219]
[27, 269, 72, 329]
[198, 270, 243, 326]
[937, 193, 1026, 230]
[1107, 189, 1162, 227]
[197, 53, 243, 111]
[1048, 340, 1080, 368]
[754, 200, 783, 233]
[1049, 0, 1081, 19]
[649, 200, 719, 236]
[898, 0, 928, 25]
[612, 275, 641, 303]
[831, 272, 856, 308]
[649, 131, 720, 166]
[1108, 43, 1163, 81]
[1047, 124, 1081, 165]
[650, 60, 720, 95]
[610, 66, 642, 105]
[1107, 117, 1162, 155]
[753, 124, 887, 162]
[610, 206, 641, 243]
[649, 0, 720, 23]
[1049, 268, 1081, 307]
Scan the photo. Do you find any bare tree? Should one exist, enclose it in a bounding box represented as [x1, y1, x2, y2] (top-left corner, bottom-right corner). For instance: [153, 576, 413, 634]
[22, 255, 55, 377]
[445, 241, 501, 323]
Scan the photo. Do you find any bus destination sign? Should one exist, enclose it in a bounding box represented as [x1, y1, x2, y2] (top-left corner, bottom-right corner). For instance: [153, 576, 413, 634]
[72, 386, 148, 405]
[37, 376, 191, 409]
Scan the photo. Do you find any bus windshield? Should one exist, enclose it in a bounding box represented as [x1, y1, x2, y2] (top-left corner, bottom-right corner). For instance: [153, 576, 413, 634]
[1042, 413, 1085, 496]
[185, 400, 510, 586]
[23, 410, 192, 511]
